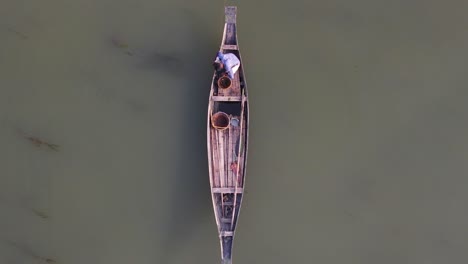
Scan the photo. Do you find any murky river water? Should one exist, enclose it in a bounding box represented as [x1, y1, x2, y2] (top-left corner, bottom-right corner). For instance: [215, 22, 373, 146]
[1, 0, 468, 263]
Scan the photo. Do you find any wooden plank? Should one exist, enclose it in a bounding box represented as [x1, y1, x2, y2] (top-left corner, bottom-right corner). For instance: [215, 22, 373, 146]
[220, 218, 232, 223]
[222, 127, 230, 187]
[237, 116, 247, 187]
[225, 23, 236, 45]
[215, 130, 221, 188]
[237, 154, 244, 187]
[212, 187, 244, 193]
[211, 135, 219, 189]
[220, 231, 234, 236]
[228, 125, 233, 187]
[211, 96, 242, 102]
[222, 44, 238, 50]
[224, 128, 229, 185]
[211, 128, 220, 187]
[215, 128, 222, 187]
[229, 71, 241, 96]
[225, 6, 237, 24]
[231, 97, 245, 229]
[218, 130, 226, 187]
[217, 82, 225, 96]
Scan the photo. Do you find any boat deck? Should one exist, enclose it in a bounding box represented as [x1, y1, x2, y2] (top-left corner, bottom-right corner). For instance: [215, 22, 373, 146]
[209, 116, 246, 188]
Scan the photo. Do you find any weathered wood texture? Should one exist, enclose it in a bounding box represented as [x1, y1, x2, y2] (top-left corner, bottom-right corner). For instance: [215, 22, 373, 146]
[225, 6, 237, 24]
[210, 117, 243, 188]
[217, 70, 241, 96]
[222, 44, 238, 50]
[212, 96, 242, 101]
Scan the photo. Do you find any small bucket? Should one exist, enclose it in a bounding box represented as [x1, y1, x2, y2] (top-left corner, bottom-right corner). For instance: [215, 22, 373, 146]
[211, 112, 230, 130]
[218, 76, 232, 89]
[230, 117, 239, 127]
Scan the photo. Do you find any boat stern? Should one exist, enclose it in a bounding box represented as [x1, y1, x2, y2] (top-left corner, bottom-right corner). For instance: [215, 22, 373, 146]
[221, 258, 232, 264]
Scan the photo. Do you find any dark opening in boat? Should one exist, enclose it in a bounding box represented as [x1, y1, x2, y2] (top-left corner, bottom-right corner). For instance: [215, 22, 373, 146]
[216, 102, 241, 116]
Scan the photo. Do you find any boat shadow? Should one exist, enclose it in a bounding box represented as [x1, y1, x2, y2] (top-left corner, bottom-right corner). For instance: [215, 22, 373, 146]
[156, 8, 219, 263]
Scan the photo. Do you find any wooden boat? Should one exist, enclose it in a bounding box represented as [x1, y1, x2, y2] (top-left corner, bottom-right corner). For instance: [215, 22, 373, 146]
[207, 6, 249, 264]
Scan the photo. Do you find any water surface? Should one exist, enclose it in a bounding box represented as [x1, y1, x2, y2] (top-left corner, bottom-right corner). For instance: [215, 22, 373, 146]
[1, 0, 468, 263]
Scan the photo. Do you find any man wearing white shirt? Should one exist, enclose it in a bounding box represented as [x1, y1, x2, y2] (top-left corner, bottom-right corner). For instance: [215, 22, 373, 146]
[213, 51, 240, 79]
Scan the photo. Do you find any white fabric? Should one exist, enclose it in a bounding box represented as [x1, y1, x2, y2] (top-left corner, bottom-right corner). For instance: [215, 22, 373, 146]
[216, 53, 240, 78]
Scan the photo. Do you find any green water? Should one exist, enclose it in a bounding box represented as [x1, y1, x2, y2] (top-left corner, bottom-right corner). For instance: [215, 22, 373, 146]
[1, 0, 468, 263]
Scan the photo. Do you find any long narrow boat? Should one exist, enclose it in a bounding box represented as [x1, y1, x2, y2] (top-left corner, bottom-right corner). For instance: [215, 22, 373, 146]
[207, 6, 249, 264]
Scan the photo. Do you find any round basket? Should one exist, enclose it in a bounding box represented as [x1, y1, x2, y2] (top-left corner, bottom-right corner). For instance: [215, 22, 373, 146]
[211, 112, 230, 130]
[217, 76, 232, 89]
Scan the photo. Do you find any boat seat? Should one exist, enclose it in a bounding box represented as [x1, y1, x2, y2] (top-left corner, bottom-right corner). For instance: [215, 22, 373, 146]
[222, 44, 238, 50]
[220, 218, 232, 223]
[220, 231, 234, 236]
[211, 96, 242, 102]
[212, 187, 243, 193]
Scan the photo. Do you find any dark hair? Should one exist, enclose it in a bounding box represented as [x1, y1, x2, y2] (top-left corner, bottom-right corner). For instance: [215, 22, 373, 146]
[213, 61, 224, 72]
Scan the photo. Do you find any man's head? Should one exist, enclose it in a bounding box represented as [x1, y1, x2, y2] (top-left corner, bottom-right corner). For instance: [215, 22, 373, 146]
[213, 61, 224, 73]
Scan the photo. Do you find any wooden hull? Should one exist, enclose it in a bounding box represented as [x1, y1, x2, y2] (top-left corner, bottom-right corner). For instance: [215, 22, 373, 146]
[207, 6, 249, 264]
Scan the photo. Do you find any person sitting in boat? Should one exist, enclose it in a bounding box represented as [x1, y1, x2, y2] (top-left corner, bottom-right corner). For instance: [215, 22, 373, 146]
[213, 51, 240, 79]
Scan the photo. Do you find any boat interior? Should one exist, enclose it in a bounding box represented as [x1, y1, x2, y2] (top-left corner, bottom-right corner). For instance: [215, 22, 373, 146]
[208, 21, 247, 229]
[207, 6, 248, 263]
